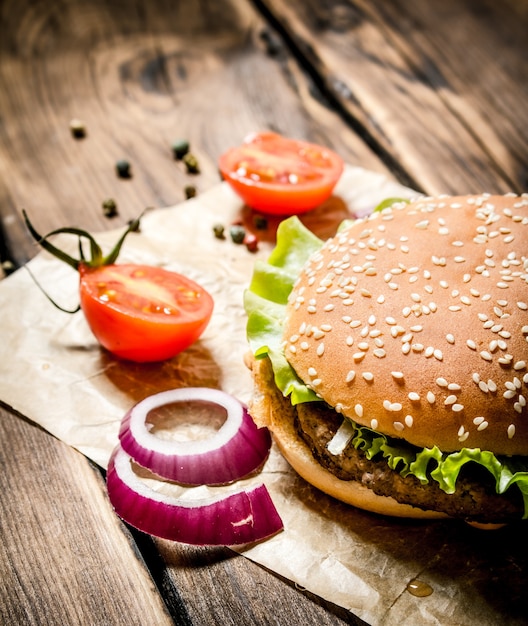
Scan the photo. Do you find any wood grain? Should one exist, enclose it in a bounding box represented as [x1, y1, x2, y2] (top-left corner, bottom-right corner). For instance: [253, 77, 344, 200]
[0, 405, 173, 625]
[257, 0, 528, 195]
[0, 0, 389, 268]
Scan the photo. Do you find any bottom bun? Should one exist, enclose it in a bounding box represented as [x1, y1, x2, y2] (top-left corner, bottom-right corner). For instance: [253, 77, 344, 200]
[248, 354, 447, 520]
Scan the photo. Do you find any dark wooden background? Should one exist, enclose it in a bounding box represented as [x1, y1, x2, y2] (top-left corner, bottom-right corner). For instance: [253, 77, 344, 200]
[0, 0, 526, 624]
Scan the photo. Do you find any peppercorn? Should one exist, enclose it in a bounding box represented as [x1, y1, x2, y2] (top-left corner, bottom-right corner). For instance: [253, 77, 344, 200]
[213, 223, 225, 239]
[253, 214, 268, 230]
[244, 233, 259, 253]
[229, 224, 246, 244]
[102, 198, 118, 218]
[69, 118, 86, 139]
[115, 159, 132, 178]
[184, 185, 197, 199]
[183, 153, 200, 174]
[172, 139, 190, 160]
[1, 259, 15, 275]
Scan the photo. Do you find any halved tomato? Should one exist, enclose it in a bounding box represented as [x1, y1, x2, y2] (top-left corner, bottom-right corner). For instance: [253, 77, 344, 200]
[218, 131, 344, 215]
[79, 264, 214, 362]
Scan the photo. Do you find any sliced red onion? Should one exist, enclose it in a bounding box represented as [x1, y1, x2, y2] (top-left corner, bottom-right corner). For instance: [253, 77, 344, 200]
[107, 446, 283, 545]
[119, 387, 272, 485]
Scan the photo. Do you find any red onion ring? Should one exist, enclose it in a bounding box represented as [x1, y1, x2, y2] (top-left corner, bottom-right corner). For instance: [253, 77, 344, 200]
[107, 446, 283, 545]
[118, 387, 272, 485]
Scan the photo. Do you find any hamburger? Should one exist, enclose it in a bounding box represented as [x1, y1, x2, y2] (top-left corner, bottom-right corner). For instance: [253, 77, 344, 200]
[244, 193, 528, 524]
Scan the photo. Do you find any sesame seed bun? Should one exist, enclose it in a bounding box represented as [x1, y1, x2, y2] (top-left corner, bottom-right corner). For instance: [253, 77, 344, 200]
[283, 194, 528, 456]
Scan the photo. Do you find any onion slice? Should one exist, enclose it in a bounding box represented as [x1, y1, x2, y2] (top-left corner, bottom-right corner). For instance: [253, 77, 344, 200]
[119, 387, 272, 485]
[107, 446, 283, 545]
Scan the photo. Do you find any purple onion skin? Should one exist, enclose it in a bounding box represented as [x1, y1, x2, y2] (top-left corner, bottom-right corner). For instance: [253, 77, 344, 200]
[118, 396, 272, 486]
[107, 447, 283, 546]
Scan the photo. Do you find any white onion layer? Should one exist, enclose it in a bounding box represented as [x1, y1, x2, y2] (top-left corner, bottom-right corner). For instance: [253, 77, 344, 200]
[107, 446, 283, 545]
[119, 387, 272, 485]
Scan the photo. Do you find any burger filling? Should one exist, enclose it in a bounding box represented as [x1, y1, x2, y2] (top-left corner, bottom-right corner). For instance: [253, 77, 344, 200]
[244, 213, 528, 521]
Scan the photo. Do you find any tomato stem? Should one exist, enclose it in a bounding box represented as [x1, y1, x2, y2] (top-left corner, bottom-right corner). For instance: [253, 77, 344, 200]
[22, 209, 144, 314]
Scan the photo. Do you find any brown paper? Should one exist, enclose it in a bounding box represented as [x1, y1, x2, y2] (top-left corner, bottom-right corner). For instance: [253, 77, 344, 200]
[0, 167, 525, 626]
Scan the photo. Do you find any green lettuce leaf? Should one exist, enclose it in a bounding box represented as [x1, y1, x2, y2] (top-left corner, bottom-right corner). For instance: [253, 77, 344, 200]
[244, 213, 528, 518]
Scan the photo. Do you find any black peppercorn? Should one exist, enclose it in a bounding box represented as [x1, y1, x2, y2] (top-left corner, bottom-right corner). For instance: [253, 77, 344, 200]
[172, 139, 190, 160]
[69, 118, 86, 139]
[213, 223, 225, 239]
[229, 224, 246, 244]
[183, 153, 200, 174]
[184, 185, 197, 199]
[115, 159, 131, 178]
[102, 198, 118, 218]
[253, 215, 268, 230]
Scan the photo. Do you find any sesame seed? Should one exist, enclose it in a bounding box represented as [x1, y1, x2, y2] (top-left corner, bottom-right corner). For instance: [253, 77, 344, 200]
[452, 404, 464, 412]
[518, 302, 528, 310]
[478, 381, 489, 393]
[446, 334, 455, 344]
[289, 345, 297, 353]
[300, 342, 309, 351]
[408, 392, 420, 401]
[363, 372, 374, 381]
[427, 391, 435, 404]
[308, 367, 318, 377]
[354, 404, 363, 417]
[374, 348, 387, 358]
[473, 416, 485, 425]
[444, 395, 457, 405]
[480, 351, 493, 361]
[394, 422, 404, 432]
[433, 349, 443, 361]
[358, 342, 369, 351]
[514, 361, 526, 370]
[477, 420, 489, 431]
[371, 419, 379, 429]
[391, 371, 404, 380]
[353, 352, 365, 362]
[346, 370, 356, 383]
[405, 415, 414, 427]
[508, 424, 516, 439]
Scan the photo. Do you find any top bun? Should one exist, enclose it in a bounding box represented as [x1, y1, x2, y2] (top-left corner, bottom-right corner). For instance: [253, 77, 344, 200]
[282, 194, 528, 455]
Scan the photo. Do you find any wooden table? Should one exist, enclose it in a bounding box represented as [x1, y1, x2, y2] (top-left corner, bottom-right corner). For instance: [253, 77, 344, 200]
[0, 1, 526, 624]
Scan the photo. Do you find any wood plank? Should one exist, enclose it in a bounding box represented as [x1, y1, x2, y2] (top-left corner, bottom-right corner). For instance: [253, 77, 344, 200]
[0, 0, 390, 267]
[0, 405, 174, 625]
[256, 0, 528, 195]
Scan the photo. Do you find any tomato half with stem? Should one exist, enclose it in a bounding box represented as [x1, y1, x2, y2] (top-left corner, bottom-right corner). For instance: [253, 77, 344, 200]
[218, 131, 344, 215]
[79, 264, 214, 362]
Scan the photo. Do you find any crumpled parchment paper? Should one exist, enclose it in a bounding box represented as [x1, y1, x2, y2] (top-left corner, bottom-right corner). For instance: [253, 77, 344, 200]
[1, 166, 526, 626]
